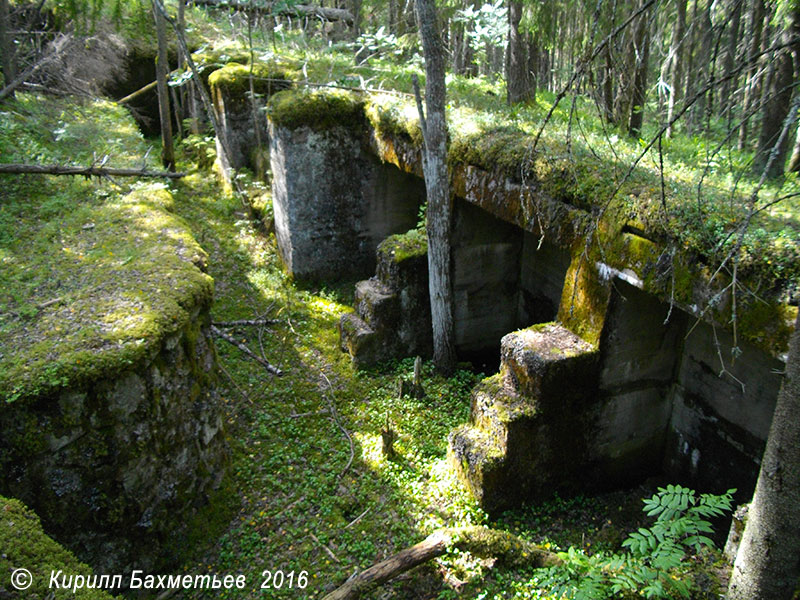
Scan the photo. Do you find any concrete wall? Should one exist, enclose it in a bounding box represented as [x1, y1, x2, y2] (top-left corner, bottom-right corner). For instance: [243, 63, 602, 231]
[518, 233, 571, 325]
[665, 320, 783, 500]
[452, 200, 523, 354]
[270, 123, 423, 280]
[0, 312, 228, 574]
[589, 281, 685, 485]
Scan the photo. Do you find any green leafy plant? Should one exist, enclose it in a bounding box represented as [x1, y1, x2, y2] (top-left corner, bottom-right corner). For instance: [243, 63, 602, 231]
[536, 485, 735, 599]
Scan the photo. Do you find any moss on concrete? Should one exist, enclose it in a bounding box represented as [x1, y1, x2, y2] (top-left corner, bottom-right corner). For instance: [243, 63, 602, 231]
[267, 88, 366, 132]
[0, 495, 119, 599]
[377, 227, 427, 263]
[0, 95, 214, 404]
[208, 61, 294, 98]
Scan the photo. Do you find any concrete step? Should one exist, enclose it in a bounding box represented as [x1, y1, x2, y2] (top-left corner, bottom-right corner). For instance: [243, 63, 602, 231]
[448, 323, 601, 514]
[354, 278, 399, 328]
[469, 373, 535, 443]
[447, 424, 508, 514]
[500, 322, 599, 411]
[338, 313, 382, 367]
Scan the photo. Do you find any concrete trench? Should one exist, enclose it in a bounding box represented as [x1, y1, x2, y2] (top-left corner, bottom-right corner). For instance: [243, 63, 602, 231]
[247, 94, 788, 514]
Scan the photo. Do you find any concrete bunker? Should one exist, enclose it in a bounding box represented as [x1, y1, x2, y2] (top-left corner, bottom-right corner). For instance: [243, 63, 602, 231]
[262, 87, 793, 515]
[0, 184, 229, 574]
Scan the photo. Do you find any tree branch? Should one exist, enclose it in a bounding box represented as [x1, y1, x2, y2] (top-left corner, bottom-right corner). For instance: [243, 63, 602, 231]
[0, 163, 185, 178]
[322, 526, 561, 600]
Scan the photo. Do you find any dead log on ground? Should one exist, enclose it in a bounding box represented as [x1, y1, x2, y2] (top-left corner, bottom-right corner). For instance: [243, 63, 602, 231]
[322, 526, 562, 600]
[0, 163, 186, 178]
[191, 0, 354, 25]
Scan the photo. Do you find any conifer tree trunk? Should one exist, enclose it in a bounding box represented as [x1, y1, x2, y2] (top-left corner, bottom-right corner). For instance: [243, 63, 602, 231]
[666, 0, 687, 137]
[506, 0, 530, 104]
[153, 0, 175, 171]
[718, 0, 743, 117]
[739, 0, 766, 150]
[727, 310, 800, 600]
[0, 0, 15, 97]
[753, 6, 800, 179]
[414, 0, 456, 375]
[628, 1, 651, 138]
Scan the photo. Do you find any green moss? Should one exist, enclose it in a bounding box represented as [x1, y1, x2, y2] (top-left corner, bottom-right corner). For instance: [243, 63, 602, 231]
[364, 96, 424, 146]
[378, 228, 427, 263]
[0, 95, 214, 405]
[208, 62, 294, 98]
[0, 496, 119, 599]
[737, 301, 798, 356]
[557, 255, 610, 348]
[267, 88, 367, 132]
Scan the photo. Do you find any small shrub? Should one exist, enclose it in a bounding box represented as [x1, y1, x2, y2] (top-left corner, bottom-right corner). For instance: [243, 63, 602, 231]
[536, 485, 735, 599]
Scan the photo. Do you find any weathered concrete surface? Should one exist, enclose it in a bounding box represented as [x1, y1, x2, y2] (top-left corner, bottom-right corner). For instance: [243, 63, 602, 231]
[209, 65, 292, 173]
[339, 229, 431, 366]
[449, 324, 599, 514]
[0, 310, 228, 574]
[270, 123, 423, 280]
[590, 281, 685, 484]
[518, 233, 571, 325]
[664, 319, 783, 499]
[452, 201, 523, 354]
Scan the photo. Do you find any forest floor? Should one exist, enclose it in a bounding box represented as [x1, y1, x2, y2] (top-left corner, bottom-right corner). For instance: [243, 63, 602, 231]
[164, 163, 725, 600]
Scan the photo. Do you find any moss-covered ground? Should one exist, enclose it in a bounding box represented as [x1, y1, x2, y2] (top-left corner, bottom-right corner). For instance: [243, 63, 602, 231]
[0, 94, 212, 404]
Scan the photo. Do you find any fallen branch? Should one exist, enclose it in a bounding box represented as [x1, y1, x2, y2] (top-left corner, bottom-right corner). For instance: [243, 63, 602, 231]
[0, 163, 185, 179]
[213, 318, 279, 327]
[192, 0, 354, 24]
[310, 532, 341, 563]
[322, 526, 561, 600]
[344, 506, 371, 530]
[118, 80, 158, 104]
[211, 324, 283, 375]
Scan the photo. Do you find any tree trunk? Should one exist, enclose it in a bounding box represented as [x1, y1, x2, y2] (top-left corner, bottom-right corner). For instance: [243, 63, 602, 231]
[322, 526, 560, 600]
[752, 7, 800, 179]
[414, 0, 456, 376]
[727, 311, 800, 600]
[0, 0, 15, 98]
[787, 119, 800, 172]
[526, 33, 538, 100]
[628, 1, 651, 138]
[153, 0, 175, 171]
[719, 0, 743, 117]
[388, 0, 397, 35]
[738, 0, 766, 150]
[506, 0, 531, 104]
[603, 42, 614, 123]
[666, 0, 687, 137]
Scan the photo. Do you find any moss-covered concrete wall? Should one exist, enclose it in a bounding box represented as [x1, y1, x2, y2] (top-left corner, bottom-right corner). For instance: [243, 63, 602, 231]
[0, 496, 120, 599]
[0, 186, 228, 574]
[264, 86, 795, 511]
[268, 91, 424, 280]
[0, 312, 227, 574]
[209, 62, 293, 174]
